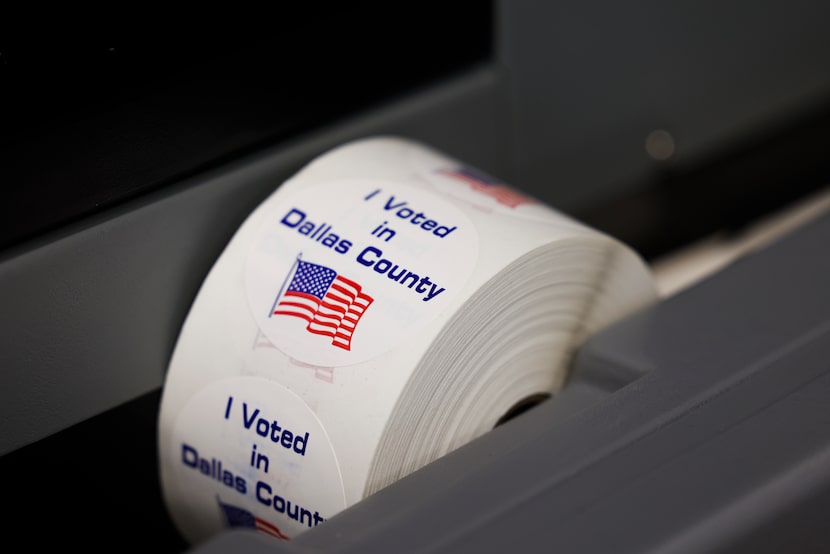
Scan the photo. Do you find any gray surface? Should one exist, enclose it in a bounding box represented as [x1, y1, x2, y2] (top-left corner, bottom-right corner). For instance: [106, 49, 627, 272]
[187, 208, 830, 553]
[499, 0, 830, 212]
[0, 67, 508, 456]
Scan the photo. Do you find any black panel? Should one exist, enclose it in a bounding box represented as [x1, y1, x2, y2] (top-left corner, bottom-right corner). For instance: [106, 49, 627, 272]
[0, 3, 492, 252]
[0, 389, 188, 552]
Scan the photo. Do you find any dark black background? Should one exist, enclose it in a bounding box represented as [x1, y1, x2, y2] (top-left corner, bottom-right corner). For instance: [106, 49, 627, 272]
[0, 5, 491, 253]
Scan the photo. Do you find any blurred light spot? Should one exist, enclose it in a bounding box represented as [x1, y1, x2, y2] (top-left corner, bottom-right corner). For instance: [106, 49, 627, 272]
[646, 129, 675, 160]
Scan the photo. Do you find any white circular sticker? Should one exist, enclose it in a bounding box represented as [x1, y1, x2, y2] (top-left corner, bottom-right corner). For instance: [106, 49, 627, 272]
[168, 377, 346, 543]
[245, 179, 479, 368]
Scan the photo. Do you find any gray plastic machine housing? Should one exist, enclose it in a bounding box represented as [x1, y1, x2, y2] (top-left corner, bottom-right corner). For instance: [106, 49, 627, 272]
[188, 204, 830, 554]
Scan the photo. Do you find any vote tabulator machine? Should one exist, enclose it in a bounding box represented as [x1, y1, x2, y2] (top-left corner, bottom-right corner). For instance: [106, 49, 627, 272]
[2, 3, 830, 553]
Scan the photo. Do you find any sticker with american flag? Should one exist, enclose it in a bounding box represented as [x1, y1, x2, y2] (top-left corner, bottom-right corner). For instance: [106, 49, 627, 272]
[437, 166, 536, 209]
[269, 257, 373, 351]
[218, 497, 290, 541]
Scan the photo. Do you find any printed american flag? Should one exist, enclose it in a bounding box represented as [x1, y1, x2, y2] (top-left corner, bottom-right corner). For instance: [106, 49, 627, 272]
[438, 167, 535, 209]
[218, 498, 290, 541]
[272, 259, 373, 351]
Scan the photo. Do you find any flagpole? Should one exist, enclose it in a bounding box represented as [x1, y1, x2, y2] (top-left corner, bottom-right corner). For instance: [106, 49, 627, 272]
[268, 252, 301, 318]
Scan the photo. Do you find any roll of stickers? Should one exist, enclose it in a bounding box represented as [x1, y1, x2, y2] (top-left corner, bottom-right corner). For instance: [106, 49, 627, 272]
[157, 136, 658, 545]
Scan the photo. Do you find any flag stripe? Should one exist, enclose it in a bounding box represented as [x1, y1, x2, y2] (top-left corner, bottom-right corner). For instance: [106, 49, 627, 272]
[319, 300, 347, 315]
[330, 284, 356, 300]
[273, 310, 313, 322]
[276, 301, 317, 313]
[255, 518, 290, 540]
[312, 312, 342, 326]
[335, 274, 361, 290]
[308, 321, 338, 332]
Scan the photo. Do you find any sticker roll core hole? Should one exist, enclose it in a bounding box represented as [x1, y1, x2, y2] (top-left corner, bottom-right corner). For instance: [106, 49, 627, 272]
[495, 393, 551, 427]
